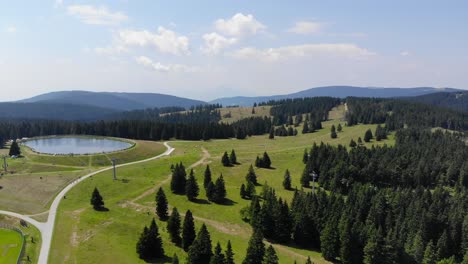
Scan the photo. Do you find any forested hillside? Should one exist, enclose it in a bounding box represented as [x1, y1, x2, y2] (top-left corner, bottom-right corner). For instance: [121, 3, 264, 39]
[404, 92, 468, 112]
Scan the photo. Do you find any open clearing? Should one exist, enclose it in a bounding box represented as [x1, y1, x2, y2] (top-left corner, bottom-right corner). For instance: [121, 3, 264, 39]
[49, 107, 394, 263]
[0, 228, 22, 264]
[0, 140, 165, 215]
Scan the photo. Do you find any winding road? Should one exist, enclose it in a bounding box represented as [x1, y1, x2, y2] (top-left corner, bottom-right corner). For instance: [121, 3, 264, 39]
[0, 142, 175, 264]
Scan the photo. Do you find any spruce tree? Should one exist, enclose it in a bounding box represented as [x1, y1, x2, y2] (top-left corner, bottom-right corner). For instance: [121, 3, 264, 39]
[269, 127, 275, 139]
[320, 221, 339, 260]
[283, 169, 292, 190]
[188, 224, 213, 264]
[230, 149, 238, 164]
[136, 219, 164, 260]
[240, 183, 247, 199]
[186, 169, 200, 201]
[302, 122, 309, 134]
[349, 139, 357, 148]
[330, 125, 338, 139]
[210, 242, 225, 264]
[305, 257, 313, 264]
[243, 229, 265, 264]
[182, 210, 196, 251]
[206, 181, 216, 201]
[246, 165, 258, 185]
[262, 245, 279, 264]
[9, 140, 21, 156]
[262, 152, 271, 168]
[358, 137, 363, 145]
[90, 187, 104, 210]
[156, 187, 169, 220]
[337, 123, 343, 132]
[422, 240, 436, 264]
[171, 163, 187, 194]
[246, 180, 257, 198]
[214, 174, 227, 203]
[204, 165, 212, 190]
[364, 129, 373, 142]
[167, 207, 181, 245]
[225, 241, 235, 264]
[222, 151, 231, 167]
[436, 230, 449, 260]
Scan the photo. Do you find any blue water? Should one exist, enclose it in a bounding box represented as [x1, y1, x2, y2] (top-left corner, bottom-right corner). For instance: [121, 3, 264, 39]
[24, 137, 132, 155]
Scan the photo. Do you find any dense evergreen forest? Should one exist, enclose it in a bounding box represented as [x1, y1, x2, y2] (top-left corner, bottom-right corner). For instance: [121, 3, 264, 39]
[242, 129, 468, 263]
[346, 97, 468, 131]
[405, 91, 468, 113]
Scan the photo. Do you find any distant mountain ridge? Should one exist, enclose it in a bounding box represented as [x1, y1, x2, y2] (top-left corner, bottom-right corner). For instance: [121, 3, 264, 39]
[210, 86, 462, 106]
[20, 90, 207, 111]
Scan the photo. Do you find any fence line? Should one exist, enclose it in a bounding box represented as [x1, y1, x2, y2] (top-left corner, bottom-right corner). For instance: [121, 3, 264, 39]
[0, 223, 26, 264]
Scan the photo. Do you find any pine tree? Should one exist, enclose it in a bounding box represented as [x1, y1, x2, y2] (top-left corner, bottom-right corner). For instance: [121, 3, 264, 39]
[262, 152, 271, 168]
[302, 122, 309, 134]
[182, 210, 196, 251]
[186, 169, 200, 201]
[349, 139, 357, 148]
[204, 165, 212, 190]
[358, 137, 363, 145]
[136, 219, 164, 260]
[9, 140, 21, 156]
[156, 187, 169, 220]
[167, 207, 181, 245]
[269, 127, 275, 139]
[222, 151, 231, 167]
[188, 224, 213, 264]
[283, 169, 292, 190]
[240, 183, 247, 199]
[437, 230, 449, 260]
[422, 240, 436, 264]
[230, 149, 238, 164]
[255, 156, 263, 168]
[305, 257, 313, 264]
[337, 123, 343, 132]
[171, 163, 187, 194]
[210, 242, 225, 264]
[243, 230, 265, 264]
[330, 125, 337, 139]
[364, 129, 373, 142]
[214, 174, 227, 203]
[206, 182, 216, 201]
[363, 229, 385, 264]
[172, 254, 179, 264]
[246, 180, 256, 198]
[246, 165, 258, 185]
[225, 241, 235, 264]
[90, 187, 104, 210]
[320, 221, 339, 260]
[262, 245, 279, 264]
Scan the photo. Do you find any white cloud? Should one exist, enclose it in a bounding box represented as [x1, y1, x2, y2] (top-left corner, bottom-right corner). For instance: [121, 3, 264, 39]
[118, 27, 190, 55]
[288, 21, 322, 35]
[400, 51, 410, 56]
[54, 0, 63, 8]
[6, 26, 17, 33]
[215, 13, 265, 37]
[67, 5, 128, 25]
[135, 56, 199, 73]
[201, 32, 237, 55]
[230, 43, 376, 61]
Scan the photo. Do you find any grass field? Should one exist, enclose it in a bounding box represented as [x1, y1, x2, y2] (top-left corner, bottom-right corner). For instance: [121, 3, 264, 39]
[0, 140, 166, 215]
[219, 106, 272, 123]
[49, 107, 394, 264]
[0, 228, 23, 264]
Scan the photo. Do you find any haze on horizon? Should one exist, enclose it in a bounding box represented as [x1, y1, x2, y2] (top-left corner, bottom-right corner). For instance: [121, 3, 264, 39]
[1, 0, 467, 102]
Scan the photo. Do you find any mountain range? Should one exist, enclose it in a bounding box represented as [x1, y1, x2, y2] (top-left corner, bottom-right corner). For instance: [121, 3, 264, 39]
[0, 86, 465, 121]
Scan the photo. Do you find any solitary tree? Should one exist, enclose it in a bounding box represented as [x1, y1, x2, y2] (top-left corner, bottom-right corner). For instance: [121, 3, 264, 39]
[214, 174, 227, 203]
[262, 152, 271, 168]
[337, 123, 343, 132]
[263, 245, 279, 264]
[349, 139, 357, 148]
[90, 187, 104, 210]
[167, 207, 181, 245]
[188, 224, 213, 264]
[186, 169, 200, 201]
[243, 229, 265, 264]
[156, 187, 169, 220]
[222, 151, 231, 167]
[330, 125, 337, 139]
[305, 257, 313, 264]
[204, 165, 212, 190]
[182, 210, 196, 251]
[283, 169, 292, 190]
[9, 140, 21, 156]
[171, 163, 187, 194]
[269, 127, 275, 139]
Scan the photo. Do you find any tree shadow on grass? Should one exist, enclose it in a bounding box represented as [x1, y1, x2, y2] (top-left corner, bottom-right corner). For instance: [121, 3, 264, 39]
[219, 198, 237, 206]
[191, 198, 211, 205]
[94, 207, 109, 212]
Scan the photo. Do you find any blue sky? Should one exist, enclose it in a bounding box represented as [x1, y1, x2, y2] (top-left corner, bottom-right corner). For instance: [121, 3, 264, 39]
[1, 0, 467, 101]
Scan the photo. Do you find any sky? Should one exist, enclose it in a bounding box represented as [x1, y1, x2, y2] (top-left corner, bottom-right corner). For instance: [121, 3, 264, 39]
[1, 0, 468, 101]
